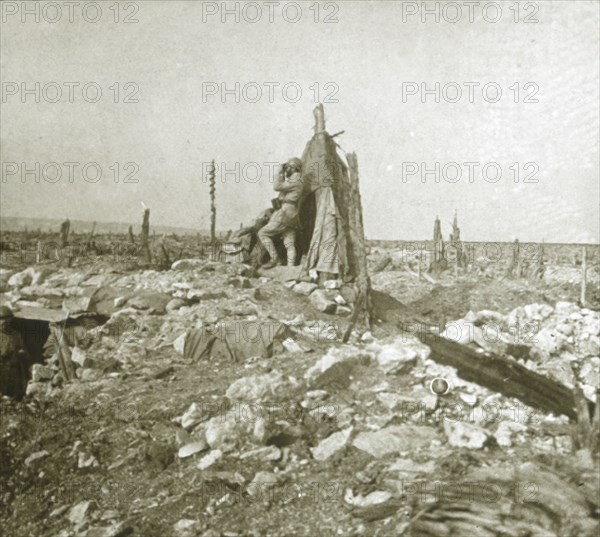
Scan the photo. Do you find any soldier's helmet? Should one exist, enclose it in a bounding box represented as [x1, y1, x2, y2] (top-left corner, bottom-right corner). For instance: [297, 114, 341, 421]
[286, 157, 303, 172]
[0, 305, 14, 319]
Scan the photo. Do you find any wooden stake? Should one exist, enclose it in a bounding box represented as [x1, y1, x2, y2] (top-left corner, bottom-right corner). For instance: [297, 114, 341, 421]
[581, 245, 587, 307]
[209, 160, 216, 243]
[141, 208, 151, 263]
[346, 152, 372, 330]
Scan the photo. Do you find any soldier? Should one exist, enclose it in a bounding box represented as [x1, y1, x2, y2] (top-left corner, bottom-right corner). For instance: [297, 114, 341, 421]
[232, 207, 274, 265]
[258, 157, 304, 269]
[0, 306, 29, 400]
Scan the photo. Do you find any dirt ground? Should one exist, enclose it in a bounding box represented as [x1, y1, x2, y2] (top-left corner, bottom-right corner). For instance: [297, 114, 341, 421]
[1, 244, 599, 537]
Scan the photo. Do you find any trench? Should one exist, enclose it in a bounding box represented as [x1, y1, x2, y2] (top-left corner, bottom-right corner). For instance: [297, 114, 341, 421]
[3, 314, 108, 400]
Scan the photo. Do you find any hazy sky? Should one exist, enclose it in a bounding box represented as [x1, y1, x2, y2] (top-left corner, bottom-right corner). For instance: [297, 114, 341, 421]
[1, 0, 598, 242]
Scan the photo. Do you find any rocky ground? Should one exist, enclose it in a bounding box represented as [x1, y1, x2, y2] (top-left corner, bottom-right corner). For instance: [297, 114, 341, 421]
[1, 248, 599, 537]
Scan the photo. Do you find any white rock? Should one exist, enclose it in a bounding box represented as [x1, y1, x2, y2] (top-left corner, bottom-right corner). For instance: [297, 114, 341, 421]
[173, 332, 187, 355]
[179, 403, 206, 431]
[310, 427, 353, 461]
[494, 421, 527, 447]
[345, 489, 392, 508]
[67, 500, 92, 525]
[292, 281, 318, 295]
[25, 450, 49, 466]
[196, 449, 222, 470]
[443, 421, 488, 449]
[352, 426, 438, 457]
[178, 441, 208, 458]
[31, 364, 53, 382]
[376, 346, 417, 375]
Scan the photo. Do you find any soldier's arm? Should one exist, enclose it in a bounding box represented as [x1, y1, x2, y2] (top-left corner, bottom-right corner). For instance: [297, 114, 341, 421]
[274, 172, 302, 192]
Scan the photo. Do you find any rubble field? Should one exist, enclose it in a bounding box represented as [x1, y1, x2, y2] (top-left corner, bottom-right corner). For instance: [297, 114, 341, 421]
[1, 242, 599, 537]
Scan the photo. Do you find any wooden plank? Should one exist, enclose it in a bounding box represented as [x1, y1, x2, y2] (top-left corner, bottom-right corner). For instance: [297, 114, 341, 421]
[415, 331, 580, 421]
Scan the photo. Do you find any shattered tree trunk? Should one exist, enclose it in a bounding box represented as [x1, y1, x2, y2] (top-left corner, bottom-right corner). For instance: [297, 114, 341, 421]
[88, 221, 96, 242]
[344, 152, 372, 336]
[141, 208, 151, 263]
[60, 219, 70, 248]
[128, 225, 135, 244]
[416, 332, 588, 421]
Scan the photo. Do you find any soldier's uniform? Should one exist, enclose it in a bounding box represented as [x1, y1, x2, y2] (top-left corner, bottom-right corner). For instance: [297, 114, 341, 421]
[0, 306, 28, 400]
[258, 158, 304, 267]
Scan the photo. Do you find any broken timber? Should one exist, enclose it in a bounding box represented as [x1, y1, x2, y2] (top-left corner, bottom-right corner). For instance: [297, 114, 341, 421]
[415, 331, 586, 422]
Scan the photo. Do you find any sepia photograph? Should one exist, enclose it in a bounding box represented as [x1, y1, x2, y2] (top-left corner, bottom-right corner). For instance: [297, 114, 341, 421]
[1, 1, 599, 536]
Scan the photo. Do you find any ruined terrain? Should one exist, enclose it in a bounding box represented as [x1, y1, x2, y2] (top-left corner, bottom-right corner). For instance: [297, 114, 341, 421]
[1, 236, 599, 537]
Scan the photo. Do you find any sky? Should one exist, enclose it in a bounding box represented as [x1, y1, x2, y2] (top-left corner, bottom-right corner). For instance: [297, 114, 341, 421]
[1, 0, 599, 242]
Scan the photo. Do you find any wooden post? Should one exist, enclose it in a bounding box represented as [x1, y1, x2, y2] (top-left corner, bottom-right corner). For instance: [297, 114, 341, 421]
[141, 208, 151, 263]
[36, 240, 42, 264]
[209, 160, 216, 243]
[128, 225, 135, 244]
[60, 219, 70, 248]
[581, 245, 587, 307]
[346, 152, 372, 330]
[88, 221, 96, 242]
[50, 323, 76, 381]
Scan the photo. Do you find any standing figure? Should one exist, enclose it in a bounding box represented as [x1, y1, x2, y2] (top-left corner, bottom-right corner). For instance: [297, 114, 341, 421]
[258, 157, 304, 268]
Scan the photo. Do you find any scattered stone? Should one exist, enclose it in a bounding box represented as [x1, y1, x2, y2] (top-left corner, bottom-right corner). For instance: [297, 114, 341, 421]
[171, 259, 205, 270]
[334, 294, 347, 305]
[282, 338, 310, 353]
[310, 289, 336, 313]
[113, 296, 127, 308]
[204, 415, 245, 452]
[444, 421, 488, 449]
[166, 298, 186, 312]
[31, 364, 53, 382]
[239, 445, 281, 461]
[67, 500, 92, 525]
[78, 451, 99, 469]
[127, 292, 171, 314]
[71, 347, 90, 368]
[178, 440, 209, 458]
[323, 279, 342, 290]
[345, 489, 392, 508]
[494, 421, 527, 447]
[187, 289, 227, 302]
[227, 276, 252, 289]
[375, 345, 418, 375]
[197, 449, 223, 470]
[247, 471, 279, 496]
[305, 347, 373, 389]
[179, 403, 208, 431]
[352, 426, 439, 457]
[292, 281, 318, 295]
[311, 426, 353, 461]
[25, 450, 49, 466]
[173, 332, 187, 355]
[225, 370, 298, 403]
[335, 305, 352, 317]
[173, 519, 200, 537]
